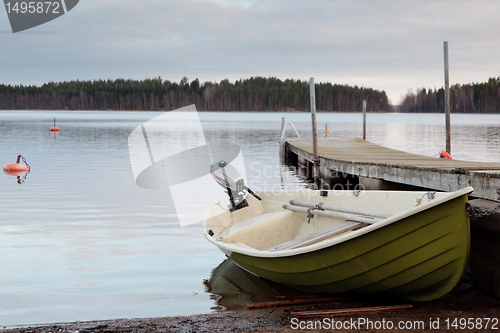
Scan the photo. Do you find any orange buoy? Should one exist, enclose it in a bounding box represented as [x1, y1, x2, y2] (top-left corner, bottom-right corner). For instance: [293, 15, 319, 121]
[3, 155, 30, 172]
[50, 118, 60, 132]
[3, 169, 28, 177]
[323, 124, 331, 137]
[439, 151, 453, 159]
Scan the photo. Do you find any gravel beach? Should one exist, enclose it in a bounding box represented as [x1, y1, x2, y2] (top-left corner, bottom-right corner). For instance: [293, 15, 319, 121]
[2, 288, 499, 333]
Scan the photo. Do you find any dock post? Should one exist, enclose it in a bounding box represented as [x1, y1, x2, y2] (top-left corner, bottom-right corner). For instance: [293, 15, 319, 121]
[362, 100, 367, 140]
[309, 77, 319, 189]
[444, 41, 451, 154]
[280, 117, 286, 162]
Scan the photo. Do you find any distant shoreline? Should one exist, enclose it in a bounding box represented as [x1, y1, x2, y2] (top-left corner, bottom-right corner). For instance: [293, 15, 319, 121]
[0, 109, 393, 113]
[0, 77, 391, 113]
[2, 109, 499, 114]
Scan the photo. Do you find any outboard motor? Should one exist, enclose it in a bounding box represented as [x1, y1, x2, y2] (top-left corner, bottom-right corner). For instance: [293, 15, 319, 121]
[210, 160, 261, 212]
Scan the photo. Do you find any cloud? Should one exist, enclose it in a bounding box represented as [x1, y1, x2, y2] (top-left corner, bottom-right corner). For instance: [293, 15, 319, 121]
[1, 0, 499, 104]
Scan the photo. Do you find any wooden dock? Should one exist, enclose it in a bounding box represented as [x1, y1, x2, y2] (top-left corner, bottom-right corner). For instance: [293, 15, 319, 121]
[284, 138, 500, 201]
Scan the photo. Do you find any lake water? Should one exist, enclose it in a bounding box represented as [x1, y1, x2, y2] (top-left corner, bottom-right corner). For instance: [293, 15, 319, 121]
[1, 110, 500, 327]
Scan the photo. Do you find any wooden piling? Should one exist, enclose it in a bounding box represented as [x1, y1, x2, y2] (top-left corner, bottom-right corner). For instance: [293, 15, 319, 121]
[444, 41, 451, 155]
[362, 100, 367, 140]
[309, 78, 319, 189]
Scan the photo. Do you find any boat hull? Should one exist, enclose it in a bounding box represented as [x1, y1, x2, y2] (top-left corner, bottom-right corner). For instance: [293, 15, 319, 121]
[226, 193, 470, 301]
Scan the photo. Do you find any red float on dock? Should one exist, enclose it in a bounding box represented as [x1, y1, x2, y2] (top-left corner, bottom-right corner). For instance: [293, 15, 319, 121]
[439, 151, 453, 159]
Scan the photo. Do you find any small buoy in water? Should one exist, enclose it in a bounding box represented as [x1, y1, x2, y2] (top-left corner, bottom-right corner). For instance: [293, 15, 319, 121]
[3, 155, 30, 172]
[439, 151, 453, 159]
[323, 124, 331, 137]
[3, 169, 28, 176]
[50, 117, 60, 132]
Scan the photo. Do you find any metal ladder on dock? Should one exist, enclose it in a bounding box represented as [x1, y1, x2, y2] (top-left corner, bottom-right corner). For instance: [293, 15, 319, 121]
[279, 119, 300, 163]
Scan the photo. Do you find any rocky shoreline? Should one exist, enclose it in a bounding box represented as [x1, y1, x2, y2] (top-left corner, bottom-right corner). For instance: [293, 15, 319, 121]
[2, 289, 499, 333]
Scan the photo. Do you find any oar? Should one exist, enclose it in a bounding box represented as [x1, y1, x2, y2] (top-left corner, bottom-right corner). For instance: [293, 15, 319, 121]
[282, 204, 379, 224]
[289, 200, 390, 219]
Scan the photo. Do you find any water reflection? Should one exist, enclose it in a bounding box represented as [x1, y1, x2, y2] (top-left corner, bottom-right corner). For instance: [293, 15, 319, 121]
[1, 111, 500, 326]
[3, 169, 30, 184]
[204, 259, 309, 311]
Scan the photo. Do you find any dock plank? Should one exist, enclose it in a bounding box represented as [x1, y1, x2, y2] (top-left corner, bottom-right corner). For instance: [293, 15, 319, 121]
[285, 138, 500, 201]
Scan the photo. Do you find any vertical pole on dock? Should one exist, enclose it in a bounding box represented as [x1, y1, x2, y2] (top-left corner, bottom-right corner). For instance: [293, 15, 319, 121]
[280, 117, 286, 163]
[362, 100, 367, 140]
[309, 77, 319, 189]
[444, 41, 451, 154]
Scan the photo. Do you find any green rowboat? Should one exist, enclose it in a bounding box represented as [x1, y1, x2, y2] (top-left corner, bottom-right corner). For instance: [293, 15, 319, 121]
[204, 187, 473, 301]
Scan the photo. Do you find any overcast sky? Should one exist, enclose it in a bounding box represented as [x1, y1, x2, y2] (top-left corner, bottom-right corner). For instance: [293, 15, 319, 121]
[2, 0, 500, 104]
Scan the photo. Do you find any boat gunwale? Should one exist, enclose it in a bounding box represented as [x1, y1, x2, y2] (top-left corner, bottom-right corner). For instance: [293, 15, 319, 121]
[204, 187, 473, 258]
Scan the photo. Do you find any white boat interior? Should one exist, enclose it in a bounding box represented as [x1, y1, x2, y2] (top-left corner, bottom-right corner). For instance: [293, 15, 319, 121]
[204, 188, 472, 256]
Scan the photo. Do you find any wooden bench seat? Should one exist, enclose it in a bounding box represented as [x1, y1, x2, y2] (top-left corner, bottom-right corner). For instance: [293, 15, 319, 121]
[267, 221, 369, 251]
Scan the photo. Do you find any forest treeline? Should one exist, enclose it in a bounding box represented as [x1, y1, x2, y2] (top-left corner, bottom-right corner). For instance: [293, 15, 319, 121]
[400, 77, 500, 113]
[0, 77, 391, 112]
